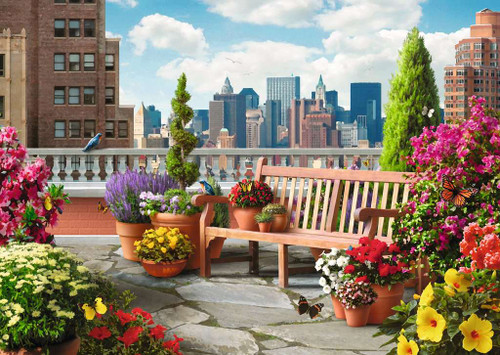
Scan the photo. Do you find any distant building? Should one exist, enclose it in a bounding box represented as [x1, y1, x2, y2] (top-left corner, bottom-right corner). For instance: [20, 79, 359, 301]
[356, 114, 368, 141]
[301, 111, 337, 148]
[141, 134, 168, 148]
[289, 98, 321, 147]
[134, 103, 161, 148]
[350, 82, 382, 146]
[239, 88, 259, 110]
[192, 109, 209, 135]
[325, 90, 338, 111]
[246, 109, 264, 148]
[267, 75, 300, 127]
[335, 107, 350, 123]
[262, 100, 281, 147]
[337, 121, 359, 147]
[217, 128, 235, 172]
[315, 75, 326, 107]
[209, 101, 224, 143]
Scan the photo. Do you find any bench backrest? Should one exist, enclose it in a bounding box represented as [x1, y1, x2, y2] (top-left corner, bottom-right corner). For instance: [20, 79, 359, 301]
[255, 157, 413, 243]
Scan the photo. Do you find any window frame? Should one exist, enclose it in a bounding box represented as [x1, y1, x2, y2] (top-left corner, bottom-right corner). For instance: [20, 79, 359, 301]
[105, 121, 115, 138]
[69, 19, 80, 37]
[83, 53, 95, 71]
[54, 86, 66, 105]
[54, 19, 66, 37]
[105, 87, 115, 105]
[105, 54, 115, 71]
[83, 87, 95, 105]
[84, 120, 96, 138]
[68, 87, 80, 105]
[54, 53, 65, 71]
[118, 121, 128, 138]
[54, 121, 66, 138]
[0, 96, 4, 119]
[69, 53, 80, 71]
[69, 120, 81, 138]
[84, 19, 96, 37]
[0, 54, 4, 77]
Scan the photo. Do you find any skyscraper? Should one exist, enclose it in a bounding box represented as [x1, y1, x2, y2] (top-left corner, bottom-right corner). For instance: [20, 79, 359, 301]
[267, 75, 300, 127]
[315, 75, 326, 107]
[289, 98, 321, 148]
[444, 8, 500, 119]
[350, 82, 382, 146]
[325, 90, 338, 111]
[263, 100, 281, 147]
[192, 109, 209, 135]
[246, 109, 263, 148]
[133, 103, 162, 148]
[239, 88, 259, 110]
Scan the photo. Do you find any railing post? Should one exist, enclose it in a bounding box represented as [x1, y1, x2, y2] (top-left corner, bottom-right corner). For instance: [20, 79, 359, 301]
[199, 156, 207, 179]
[132, 156, 139, 172]
[105, 156, 114, 180]
[92, 156, 100, 182]
[52, 156, 61, 182]
[78, 156, 87, 182]
[64, 156, 72, 181]
[226, 155, 234, 182]
[212, 156, 220, 181]
[118, 156, 127, 173]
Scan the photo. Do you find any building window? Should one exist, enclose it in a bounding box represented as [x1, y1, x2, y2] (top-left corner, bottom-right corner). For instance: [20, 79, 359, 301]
[0, 54, 4, 77]
[105, 54, 115, 71]
[68, 87, 80, 105]
[445, 70, 453, 76]
[457, 70, 467, 76]
[474, 52, 484, 59]
[69, 53, 80, 71]
[492, 43, 498, 50]
[55, 121, 65, 138]
[105, 87, 114, 104]
[54, 19, 66, 37]
[69, 0, 80, 3]
[54, 0, 66, 3]
[0, 96, 4, 119]
[69, 121, 81, 138]
[83, 87, 95, 105]
[474, 69, 484, 76]
[105, 121, 115, 138]
[474, 43, 485, 50]
[83, 53, 95, 71]
[84, 20, 96, 37]
[491, 53, 498, 59]
[54, 54, 65, 71]
[84, 0, 96, 2]
[54, 87, 65, 105]
[118, 121, 128, 138]
[69, 20, 80, 37]
[84, 120, 96, 138]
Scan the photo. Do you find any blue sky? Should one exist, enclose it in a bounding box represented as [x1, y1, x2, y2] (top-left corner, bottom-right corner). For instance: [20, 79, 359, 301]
[105, 0, 499, 118]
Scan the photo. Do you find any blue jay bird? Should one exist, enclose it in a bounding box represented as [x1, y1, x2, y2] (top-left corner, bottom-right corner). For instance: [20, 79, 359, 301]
[82, 133, 102, 152]
[199, 180, 215, 196]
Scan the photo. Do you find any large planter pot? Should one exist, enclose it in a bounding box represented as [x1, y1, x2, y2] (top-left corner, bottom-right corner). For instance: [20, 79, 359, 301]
[330, 295, 346, 320]
[141, 259, 188, 278]
[270, 213, 289, 232]
[368, 283, 405, 324]
[258, 222, 272, 233]
[150, 212, 224, 270]
[116, 221, 152, 262]
[0, 336, 80, 355]
[232, 207, 262, 231]
[344, 305, 371, 327]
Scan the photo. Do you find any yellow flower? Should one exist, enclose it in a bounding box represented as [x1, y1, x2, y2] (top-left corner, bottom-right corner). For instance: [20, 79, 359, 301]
[481, 303, 500, 312]
[169, 236, 178, 250]
[397, 334, 419, 355]
[134, 240, 140, 246]
[82, 304, 96, 320]
[443, 285, 456, 297]
[158, 237, 165, 244]
[147, 242, 155, 249]
[416, 306, 446, 342]
[444, 269, 471, 292]
[95, 298, 107, 315]
[156, 227, 167, 236]
[459, 314, 493, 353]
[413, 294, 420, 300]
[161, 247, 167, 253]
[419, 283, 434, 307]
[136, 246, 141, 251]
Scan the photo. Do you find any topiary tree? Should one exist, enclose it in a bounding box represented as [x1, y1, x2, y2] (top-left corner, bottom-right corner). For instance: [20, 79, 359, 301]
[166, 73, 199, 190]
[380, 27, 440, 172]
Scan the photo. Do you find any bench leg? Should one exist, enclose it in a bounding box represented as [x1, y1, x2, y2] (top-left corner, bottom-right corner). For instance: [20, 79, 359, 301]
[200, 243, 212, 278]
[278, 244, 289, 288]
[249, 241, 259, 274]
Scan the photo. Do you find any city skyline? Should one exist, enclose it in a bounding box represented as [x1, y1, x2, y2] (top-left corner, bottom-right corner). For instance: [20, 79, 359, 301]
[106, 0, 499, 117]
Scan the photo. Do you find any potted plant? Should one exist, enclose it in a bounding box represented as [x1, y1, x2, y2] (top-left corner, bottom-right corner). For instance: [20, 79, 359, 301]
[228, 179, 274, 231]
[344, 237, 412, 324]
[254, 212, 274, 232]
[105, 170, 177, 261]
[262, 203, 289, 232]
[0, 242, 111, 354]
[336, 280, 377, 327]
[315, 248, 351, 319]
[134, 227, 194, 278]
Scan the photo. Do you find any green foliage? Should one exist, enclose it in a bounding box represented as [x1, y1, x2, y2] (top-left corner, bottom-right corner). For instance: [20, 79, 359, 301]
[380, 27, 440, 172]
[255, 212, 274, 223]
[208, 176, 230, 228]
[166, 73, 199, 190]
[262, 204, 287, 215]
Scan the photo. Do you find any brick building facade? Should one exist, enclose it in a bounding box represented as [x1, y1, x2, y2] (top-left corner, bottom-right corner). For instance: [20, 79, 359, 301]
[0, 0, 133, 147]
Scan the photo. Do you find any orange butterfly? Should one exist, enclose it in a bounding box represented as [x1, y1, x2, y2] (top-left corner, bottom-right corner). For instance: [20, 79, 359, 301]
[441, 176, 478, 207]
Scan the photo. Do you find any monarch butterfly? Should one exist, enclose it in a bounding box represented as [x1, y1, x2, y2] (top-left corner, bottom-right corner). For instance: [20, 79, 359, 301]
[97, 201, 109, 214]
[238, 181, 253, 193]
[297, 295, 324, 319]
[82, 297, 107, 320]
[441, 176, 478, 207]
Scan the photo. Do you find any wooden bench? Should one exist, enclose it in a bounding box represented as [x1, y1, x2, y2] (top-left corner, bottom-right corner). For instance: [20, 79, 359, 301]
[192, 157, 413, 287]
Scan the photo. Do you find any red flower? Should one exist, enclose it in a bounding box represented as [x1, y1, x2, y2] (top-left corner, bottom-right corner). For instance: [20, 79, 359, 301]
[116, 310, 137, 326]
[344, 265, 355, 274]
[388, 243, 401, 254]
[378, 263, 390, 277]
[355, 275, 369, 283]
[150, 324, 167, 340]
[117, 326, 143, 348]
[132, 308, 154, 325]
[89, 326, 112, 340]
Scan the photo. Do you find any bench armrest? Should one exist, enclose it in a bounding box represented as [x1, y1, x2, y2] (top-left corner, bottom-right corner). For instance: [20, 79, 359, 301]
[354, 208, 400, 222]
[191, 194, 229, 206]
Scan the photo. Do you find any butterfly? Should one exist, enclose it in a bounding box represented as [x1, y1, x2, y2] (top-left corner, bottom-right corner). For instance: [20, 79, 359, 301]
[238, 181, 253, 193]
[362, 160, 370, 167]
[82, 297, 107, 320]
[441, 176, 478, 207]
[97, 201, 109, 214]
[422, 106, 435, 118]
[297, 295, 324, 319]
[44, 196, 53, 211]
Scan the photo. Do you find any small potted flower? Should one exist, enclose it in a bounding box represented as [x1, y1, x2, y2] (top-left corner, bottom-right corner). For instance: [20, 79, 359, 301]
[135, 227, 194, 278]
[262, 203, 289, 232]
[254, 212, 274, 232]
[336, 280, 377, 327]
[228, 179, 274, 231]
[315, 248, 350, 319]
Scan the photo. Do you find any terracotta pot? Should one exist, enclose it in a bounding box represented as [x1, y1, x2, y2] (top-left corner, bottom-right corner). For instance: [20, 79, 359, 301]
[141, 259, 188, 278]
[310, 248, 329, 260]
[116, 221, 152, 261]
[330, 295, 346, 320]
[0, 336, 80, 355]
[150, 212, 225, 270]
[344, 305, 371, 327]
[368, 283, 405, 324]
[270, 213, 289, 232]
[258, 222, 272, 232]
[232, 207, 262, 231]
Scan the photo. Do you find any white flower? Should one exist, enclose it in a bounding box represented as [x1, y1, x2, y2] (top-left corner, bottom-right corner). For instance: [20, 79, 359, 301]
[329, 274, 337, 282]
[327, 259, 336, 266]
[319, 277, 327, 287]
[330, 248, 339, 256]
[2, 334, 8, 341]
[7, 315, 20, 327]
[323, 285, 332, 294]
[32, 311, 41, 317]
[322, 266, 331, 276]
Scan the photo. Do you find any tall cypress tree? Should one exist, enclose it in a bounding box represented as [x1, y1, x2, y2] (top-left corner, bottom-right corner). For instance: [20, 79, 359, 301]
[380, 27, 440, 171]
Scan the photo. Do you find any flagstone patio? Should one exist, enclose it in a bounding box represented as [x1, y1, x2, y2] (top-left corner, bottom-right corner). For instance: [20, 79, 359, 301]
[56, 236, 414, 355]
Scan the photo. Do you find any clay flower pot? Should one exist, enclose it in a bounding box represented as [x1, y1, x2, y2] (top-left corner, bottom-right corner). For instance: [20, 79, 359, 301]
[330, 295, 346, 320]
[368, 283, 405, 324]
[141, 259, 188, 278]
[258, 222, 272, 233]
[116, 221, 152, 261]
[270, 213, 289, 232]
[344, 305, 371, 327]
[0, 336, 81, 355]
[232, 207, 262, 231]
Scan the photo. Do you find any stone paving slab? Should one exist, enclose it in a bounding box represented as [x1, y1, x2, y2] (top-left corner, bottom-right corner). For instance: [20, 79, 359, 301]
[152, 305, 210, 329]
[263, 347, 354, 355]
[113, 280, 182, 313]
[110, 270, 177, 289]
[83, 259, 114, 273]
[260, 339, 289, 350]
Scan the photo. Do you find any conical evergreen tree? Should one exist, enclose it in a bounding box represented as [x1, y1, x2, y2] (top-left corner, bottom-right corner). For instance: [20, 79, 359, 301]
[166, 73, 199, 190]
[380, 27, 440, 171]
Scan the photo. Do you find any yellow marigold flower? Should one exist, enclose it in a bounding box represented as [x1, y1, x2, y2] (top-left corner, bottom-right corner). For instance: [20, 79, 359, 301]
[169, 236, 178, 250]
[419, 283, 434, 307]
[459, 314, 493, 353]
[444, 269, 471, 292]
[161, 247, 167, 253]
[136, 246, 141, 251]
[397, 334, 419, 355]
[481, 303, 500, 312]
[147, 242, 155, 249]
[444, 285, 456, 297]
[416, 306, 446, 342]
[156, 227, 167, 236]
[134, 241, 140, 246]
[158, 237, 165, 244]
[95, 298, 107, 315]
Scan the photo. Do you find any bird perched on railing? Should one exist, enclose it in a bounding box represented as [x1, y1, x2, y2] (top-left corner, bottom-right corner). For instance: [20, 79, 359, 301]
[82, 133, 102, 152]
[199, 180, 215, 195]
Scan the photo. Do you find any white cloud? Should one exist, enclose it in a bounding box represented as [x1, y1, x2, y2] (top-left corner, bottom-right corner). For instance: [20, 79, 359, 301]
[105, 31, 123, 39]
[128, 14, 208, 57]
[202, 0, 324, 28]
[108, 0, 138, 8]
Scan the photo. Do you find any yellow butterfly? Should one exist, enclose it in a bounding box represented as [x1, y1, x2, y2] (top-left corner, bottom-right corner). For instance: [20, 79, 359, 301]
[362, 160, 370, 167]
[97, 201, 109, 214]
[44, 196, 53, 211]
[82, 297, 107, 320]
[239, 181, 253, 193]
